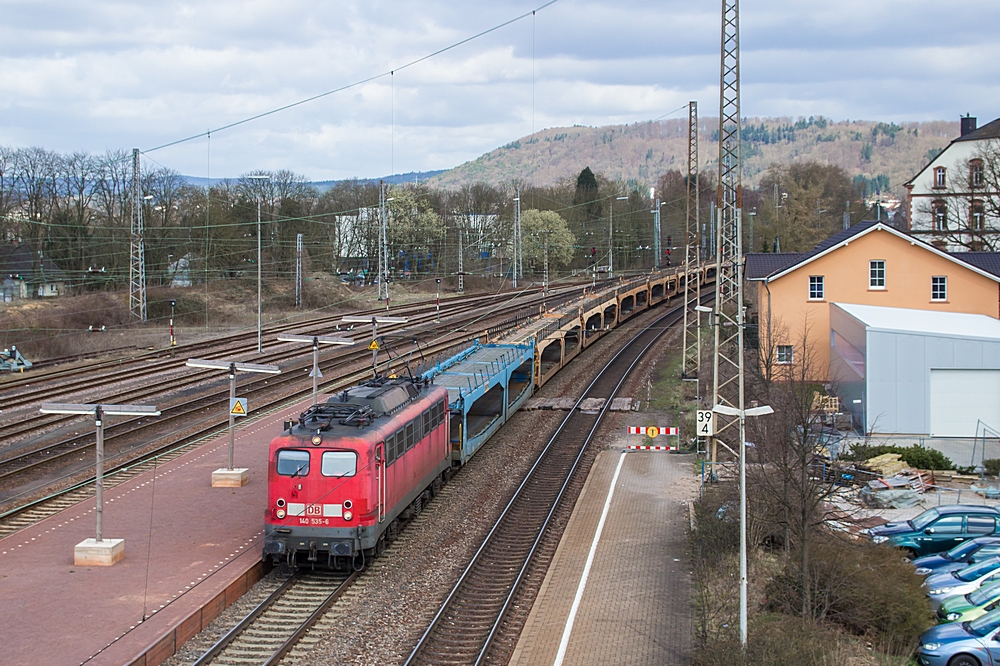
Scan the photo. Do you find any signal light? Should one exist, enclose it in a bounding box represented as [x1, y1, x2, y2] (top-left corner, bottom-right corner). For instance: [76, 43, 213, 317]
[276, 509, 286, 519]
[343, 510, 353, 521]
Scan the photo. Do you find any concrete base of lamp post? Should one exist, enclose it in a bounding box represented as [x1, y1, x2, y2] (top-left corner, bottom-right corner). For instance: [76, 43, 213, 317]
[211, 468, 249, 487]
[74, 538, 125, 566]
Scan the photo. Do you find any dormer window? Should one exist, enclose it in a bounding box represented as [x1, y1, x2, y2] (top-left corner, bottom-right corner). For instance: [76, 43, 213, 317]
[934, 167, 947, 189]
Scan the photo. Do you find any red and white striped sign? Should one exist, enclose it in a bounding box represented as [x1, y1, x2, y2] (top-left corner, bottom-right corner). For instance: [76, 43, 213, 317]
[627, 426, 678, 437]
[627, 445, 679, 451]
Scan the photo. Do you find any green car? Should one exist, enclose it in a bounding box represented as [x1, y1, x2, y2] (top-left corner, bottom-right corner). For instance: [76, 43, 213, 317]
[868, 505, 1000, 558]
[938, 579, 1000, 623]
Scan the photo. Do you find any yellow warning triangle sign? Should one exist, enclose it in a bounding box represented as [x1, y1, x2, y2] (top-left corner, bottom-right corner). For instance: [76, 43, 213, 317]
[230, 399, 247, 416]
[368, 340, 379, 350]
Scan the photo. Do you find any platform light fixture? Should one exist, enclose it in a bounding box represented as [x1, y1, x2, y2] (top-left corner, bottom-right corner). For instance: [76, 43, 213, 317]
[185, 357, 279, 486]
[713, 401, 773, 649]
[40, 402, 161, 566]
[276, 334, 355, 404]
[341, 315, 408, 375]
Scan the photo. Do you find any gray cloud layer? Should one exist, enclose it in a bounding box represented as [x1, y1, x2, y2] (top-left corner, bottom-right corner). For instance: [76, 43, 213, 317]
[0, 0, 996, 180]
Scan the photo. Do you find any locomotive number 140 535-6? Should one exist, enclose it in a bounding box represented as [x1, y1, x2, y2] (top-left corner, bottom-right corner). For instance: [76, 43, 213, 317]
[298, 517, 330, 526]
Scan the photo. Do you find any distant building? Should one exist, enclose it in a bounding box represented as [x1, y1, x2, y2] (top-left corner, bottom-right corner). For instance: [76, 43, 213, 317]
[0, 243, 69, 301]
[904, 116, 1000, 251]
[745, 220, 1000, 382]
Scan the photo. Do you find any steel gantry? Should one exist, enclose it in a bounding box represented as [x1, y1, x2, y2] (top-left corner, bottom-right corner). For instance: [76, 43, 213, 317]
[682, 101, 701, 385]
[709, 0, 744, 466]
[129, 148, 147, 322]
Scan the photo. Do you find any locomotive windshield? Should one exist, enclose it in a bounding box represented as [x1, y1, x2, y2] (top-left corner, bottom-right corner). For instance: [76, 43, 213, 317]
[276, 449, 310, 476]
[321, 451, 357, 477]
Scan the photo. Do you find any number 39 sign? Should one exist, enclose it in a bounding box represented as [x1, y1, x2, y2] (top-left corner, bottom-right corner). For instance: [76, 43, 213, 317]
[696, 410, 715, 436]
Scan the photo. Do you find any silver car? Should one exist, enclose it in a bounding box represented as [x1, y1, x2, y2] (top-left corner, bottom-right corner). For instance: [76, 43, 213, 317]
[916, 608, 1000, 666]
[925, 558, 1000, 609]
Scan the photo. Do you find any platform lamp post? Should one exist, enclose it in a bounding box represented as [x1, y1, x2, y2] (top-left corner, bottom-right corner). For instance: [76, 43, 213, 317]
[276, 334, 355, 405]
[609, 195, 627, 278]
[712, 401, 774, 649]
[185, 358, 280, 487]
[40, 402, 161, 566]
[247, 174, 271, 353]
[340, 315, 408, 376]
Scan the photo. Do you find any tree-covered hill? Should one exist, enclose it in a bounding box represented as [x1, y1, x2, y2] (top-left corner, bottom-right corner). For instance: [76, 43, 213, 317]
[428, 116, 959, 198]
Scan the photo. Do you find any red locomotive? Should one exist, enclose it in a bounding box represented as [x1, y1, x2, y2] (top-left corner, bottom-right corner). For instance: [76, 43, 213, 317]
[263, 376, 449, 568]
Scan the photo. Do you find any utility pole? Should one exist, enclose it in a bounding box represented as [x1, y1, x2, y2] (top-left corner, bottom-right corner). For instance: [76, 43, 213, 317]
[651, 190, 662, 270]
[41, 402, 160, 566]
[457, 228, 465, 293]
[709, 0, 751, 650]
[682, 100, 701, 385]
[185, 358, 280, 486]
[513, 188, 522, 288]
[277, 334, 355, 404]
[129, 148, 147, 322]
[295, 233, 303, 308]
[610, 196, 627, 278]
[379, 181, 390, 306]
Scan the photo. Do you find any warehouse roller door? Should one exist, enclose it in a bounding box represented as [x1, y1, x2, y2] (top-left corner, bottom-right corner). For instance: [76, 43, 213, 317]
[930, 369, 1000, 437]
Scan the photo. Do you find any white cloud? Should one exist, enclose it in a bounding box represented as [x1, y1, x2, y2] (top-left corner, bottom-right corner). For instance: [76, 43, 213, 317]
[0, 0, 996, 180]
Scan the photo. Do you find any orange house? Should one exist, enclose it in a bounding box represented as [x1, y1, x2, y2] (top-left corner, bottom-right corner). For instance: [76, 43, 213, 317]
[745, 220, 1000, 381]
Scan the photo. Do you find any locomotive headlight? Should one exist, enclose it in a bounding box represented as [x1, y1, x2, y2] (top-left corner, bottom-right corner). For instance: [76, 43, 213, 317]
[276, 509, 286, 519]
[276, 498, 286, 508]
[311, 434, 322, 446]
[343, 499, 353, 510]
[343, 510, 353, 521]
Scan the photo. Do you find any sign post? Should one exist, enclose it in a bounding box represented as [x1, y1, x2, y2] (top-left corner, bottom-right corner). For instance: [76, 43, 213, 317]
[186, 358, 280, 487]
[341, 315, 408, 377]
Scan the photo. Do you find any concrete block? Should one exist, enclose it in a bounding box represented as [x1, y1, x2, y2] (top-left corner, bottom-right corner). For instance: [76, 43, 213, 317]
[212, 468, 249, 487]
[74, 538, 124, 566]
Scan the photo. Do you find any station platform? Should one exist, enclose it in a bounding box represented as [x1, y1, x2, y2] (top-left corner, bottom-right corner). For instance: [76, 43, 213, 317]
[0, 398, 310, 666]
[510, 445, 700, 666]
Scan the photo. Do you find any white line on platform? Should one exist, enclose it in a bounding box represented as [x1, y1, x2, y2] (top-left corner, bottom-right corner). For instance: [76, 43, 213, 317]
[553, 449, 627, 666]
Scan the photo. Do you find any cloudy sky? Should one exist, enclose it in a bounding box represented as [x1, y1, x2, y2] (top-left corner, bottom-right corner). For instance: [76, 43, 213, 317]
[1, 0, 997, 181]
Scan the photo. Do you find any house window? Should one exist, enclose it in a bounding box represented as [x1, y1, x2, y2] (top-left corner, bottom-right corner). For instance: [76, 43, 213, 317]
[869, 260, 886, 289]
[931, 276, 947, 301]
[808, 276, 824, 300]
[932, 201, 948, 231]
[934, 167, 947, 189]
[971, 202, 985, 230]
[972, 160, 985, 188]
[776, 345, 794, 364]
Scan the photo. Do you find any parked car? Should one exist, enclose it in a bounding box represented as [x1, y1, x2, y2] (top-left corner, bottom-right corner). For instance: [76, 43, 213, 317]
[916, 538, 1000, 576]
[916, 607, 1000, 665]
[868, 505, 1000, 558]
[938, 580, 1000, 623]
[926, 558, 1000, 609]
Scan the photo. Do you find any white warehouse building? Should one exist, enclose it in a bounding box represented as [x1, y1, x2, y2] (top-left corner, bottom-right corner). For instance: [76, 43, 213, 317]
[830, 303, 1000, 437]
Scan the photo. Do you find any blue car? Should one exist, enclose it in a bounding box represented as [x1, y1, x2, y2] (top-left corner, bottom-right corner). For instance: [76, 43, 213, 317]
[916, 538, 1000, 576]
[917, 608, 1000, 665]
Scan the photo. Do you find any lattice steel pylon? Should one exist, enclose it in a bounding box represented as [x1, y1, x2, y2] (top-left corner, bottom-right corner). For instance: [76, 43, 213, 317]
[709, 0, 743, 467]
[682, 101, 701, 384]
[129, 148, 147, 322]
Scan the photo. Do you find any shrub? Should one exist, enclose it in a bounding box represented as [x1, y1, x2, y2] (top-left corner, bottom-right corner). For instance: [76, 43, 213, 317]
[764, 535, 933, 653]
[984, 459, 1000, 477]
[841, 443, 953, 470]
[691, 485, 739, 566]
[693, 615, 870, 666]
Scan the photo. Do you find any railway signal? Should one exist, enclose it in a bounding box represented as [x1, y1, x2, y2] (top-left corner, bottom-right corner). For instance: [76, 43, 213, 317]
[185, 358, 280, 487]
[276, 334, 355, 405]
[169, 299, 176, 348]
[39, 402, 161, 566]
[341, 315, 408, 377]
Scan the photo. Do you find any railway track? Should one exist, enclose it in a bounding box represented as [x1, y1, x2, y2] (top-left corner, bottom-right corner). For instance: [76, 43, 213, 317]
[0, 288, 551, 412]
[0, 284, 589, 537]
[402, 293, 707, 666]
[192, 570, 358, 666]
